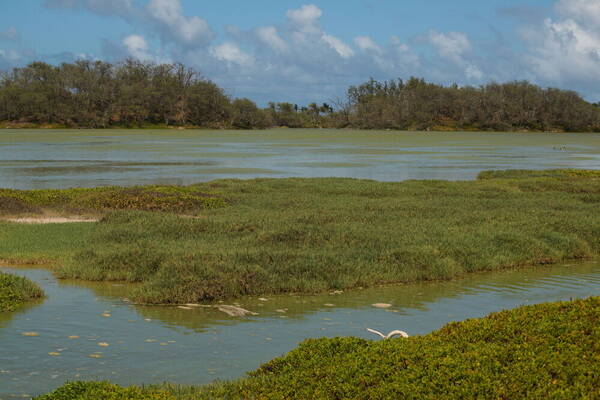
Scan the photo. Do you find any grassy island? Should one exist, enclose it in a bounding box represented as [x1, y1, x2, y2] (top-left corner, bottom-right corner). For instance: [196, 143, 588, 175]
[35, 296, 600, 399]
[0, 169, 599, 305]
[0, 271, 44, 312]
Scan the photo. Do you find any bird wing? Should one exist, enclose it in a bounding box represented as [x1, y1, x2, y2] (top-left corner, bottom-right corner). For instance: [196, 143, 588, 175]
[386, 330, 409, 339]
[366, 328, 386, 338]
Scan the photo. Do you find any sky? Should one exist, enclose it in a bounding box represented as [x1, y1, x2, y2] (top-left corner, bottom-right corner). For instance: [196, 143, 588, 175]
[1, 0, 599, 105]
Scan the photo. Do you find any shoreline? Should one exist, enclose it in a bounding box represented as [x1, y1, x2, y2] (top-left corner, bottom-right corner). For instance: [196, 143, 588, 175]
[0, 123, 591, 134]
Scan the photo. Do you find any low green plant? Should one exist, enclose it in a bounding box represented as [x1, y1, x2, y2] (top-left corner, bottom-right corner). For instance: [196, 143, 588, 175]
[477, 168, 600, 180]
[36, 296, 600, 399]
[34, 381, 176, 400]
[0, 271, 44, 312]
[0, 185, 226, 215]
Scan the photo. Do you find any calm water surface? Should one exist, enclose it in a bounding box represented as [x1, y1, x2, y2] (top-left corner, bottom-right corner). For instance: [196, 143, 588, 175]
[1, 129, 599, 189]
[1, 262, 599, 398]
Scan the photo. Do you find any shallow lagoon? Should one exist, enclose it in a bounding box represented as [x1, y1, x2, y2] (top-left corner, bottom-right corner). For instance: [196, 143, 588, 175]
[1, 262, 599, 397]
[1, 129, 599, 189]
[2, 129, 600, 397]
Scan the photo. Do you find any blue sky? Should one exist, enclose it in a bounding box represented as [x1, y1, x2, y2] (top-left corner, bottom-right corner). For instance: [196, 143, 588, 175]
[1, 0, 599, 105]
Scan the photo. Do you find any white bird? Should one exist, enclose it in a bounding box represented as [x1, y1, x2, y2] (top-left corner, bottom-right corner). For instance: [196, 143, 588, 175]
[367, 328, 409, 339]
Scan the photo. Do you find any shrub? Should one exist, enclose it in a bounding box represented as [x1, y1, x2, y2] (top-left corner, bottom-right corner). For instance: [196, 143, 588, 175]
[0, 271, 44, 312]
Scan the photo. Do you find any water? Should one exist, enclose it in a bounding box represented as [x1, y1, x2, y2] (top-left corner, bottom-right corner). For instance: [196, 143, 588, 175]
[1, 129, 599, 189]
[1, 129, 600, 396]
[1, 262, 599, 398]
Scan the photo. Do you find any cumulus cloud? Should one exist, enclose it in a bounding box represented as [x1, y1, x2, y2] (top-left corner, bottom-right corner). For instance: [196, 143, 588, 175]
[426, 30, 483, 81]
[322, 34, 354, 58]
[146, 0, 212, 46]
[285, 4, 355, 60]
[45, 0, 212, 47]
[256, 26, 288, 52]
[286, 4, 322, 29]
[122, 34, 152, 61]
[555, 0, 600, 28]
[427, 31, 471, 63]
[354, 36, 382, 54]
[210, 42, 253, 66]
[522, 0, 600, 97]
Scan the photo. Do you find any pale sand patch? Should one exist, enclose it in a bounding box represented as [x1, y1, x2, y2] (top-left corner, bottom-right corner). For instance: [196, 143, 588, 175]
[3, 217, 98, 224]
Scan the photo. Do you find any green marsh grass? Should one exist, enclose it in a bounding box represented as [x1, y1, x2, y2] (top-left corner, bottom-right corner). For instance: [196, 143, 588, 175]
[36, 296, 600, 399]
[1, 170, 600, 304]
[0, 185, 226, 215]
[0, 221, 94, 264]
[0, 271, 44, 312]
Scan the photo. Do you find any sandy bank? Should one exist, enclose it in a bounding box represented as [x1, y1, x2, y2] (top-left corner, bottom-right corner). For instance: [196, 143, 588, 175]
[2, 217, 99, 224]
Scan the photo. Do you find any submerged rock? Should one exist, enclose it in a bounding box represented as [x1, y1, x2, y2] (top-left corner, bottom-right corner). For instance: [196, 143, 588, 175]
[372, 303, 392, 309]
[217, 305, 258, 317]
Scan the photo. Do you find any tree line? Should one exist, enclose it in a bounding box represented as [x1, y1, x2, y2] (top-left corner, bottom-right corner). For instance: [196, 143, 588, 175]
[1, 60, 599, 132]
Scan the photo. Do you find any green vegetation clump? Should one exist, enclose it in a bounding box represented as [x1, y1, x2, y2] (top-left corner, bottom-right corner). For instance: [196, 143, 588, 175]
[1, 170, 598, 304]
[36, 296, 600, 399]
[1, 60, 599, 131]
[478, 169, 600, 180]
[0, 185, 226, 215]
[34, 381, 175, 400]
[0, 271, 44, 312]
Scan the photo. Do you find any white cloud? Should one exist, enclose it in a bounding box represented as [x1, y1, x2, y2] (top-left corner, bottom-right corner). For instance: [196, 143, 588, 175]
[525, 18, 600, 81]
[256, 26, 288, 52]
[286, 4, 322, 28]
[425, 30, 483, 81]
[555, 0, 600, 28]
[321, 34, 354, 59]
[390, 37, 420, 69]
[522, 0, 600, 95]
[210, 42, 253, 66]
[354, 36, 382, 54]
[146, 0, 212, 46]
[45, 0, 212, 47]
[465, 64, 483, 80]
[123, 34, 151, 61]
[427, 31, 471, 63]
